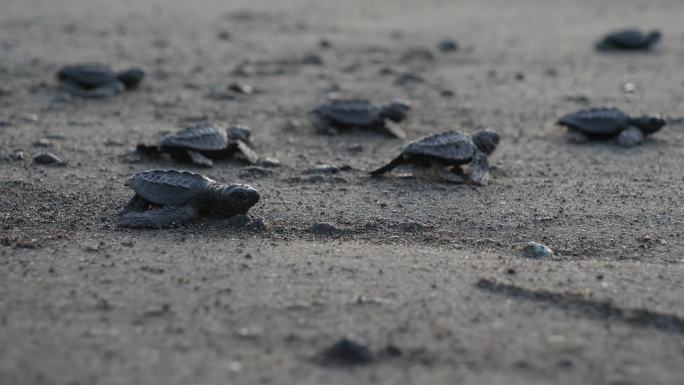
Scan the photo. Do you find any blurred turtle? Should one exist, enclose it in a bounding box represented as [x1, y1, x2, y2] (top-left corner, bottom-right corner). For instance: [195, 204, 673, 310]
[370, 129, 500, 185]
[118, 169, 260, 228]
[57, 64, 144, 98]
[558, 107, 665, 147]
[595, 29, 661, 51]
[137, 122, 259, 167]
[310, 98, 410, 138]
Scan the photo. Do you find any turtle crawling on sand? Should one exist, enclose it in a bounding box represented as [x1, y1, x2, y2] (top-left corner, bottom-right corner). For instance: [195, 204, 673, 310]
[370, 129, 500, 185]
[118, 169, 260, 228]
[595, 29, 661, 51]
[137, 122, 259, 167]
[310, 98, 411, 138]
[57, 64, 144, 98]
[558, 107, 665, 147]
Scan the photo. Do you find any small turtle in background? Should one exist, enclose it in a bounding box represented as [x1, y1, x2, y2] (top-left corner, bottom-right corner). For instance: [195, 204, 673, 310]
[118, 169, 260, 228]
[137, 122, 259, 167]
[310, 98, 411, 138]
[595, 29, 661, 51]
[57, 64, 145, 98]
[558, 107, 665, 147]
[370, 129, 500, 185]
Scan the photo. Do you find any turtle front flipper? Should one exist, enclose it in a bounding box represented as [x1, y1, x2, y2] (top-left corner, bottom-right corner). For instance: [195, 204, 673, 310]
[119, 194, 151, 215]
[468, 151, 491, 186]
[236, 140, 260, 164]
[617, 126, 645, 147]
[310, 111, 338, 135]
[369, 155, 406, 176]
[187, 150, 214, 167]
[118, 204, 198, 228]
[382, 119, 407, 139]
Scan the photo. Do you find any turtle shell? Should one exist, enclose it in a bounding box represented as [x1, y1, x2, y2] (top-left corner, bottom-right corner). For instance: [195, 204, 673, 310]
[403, 131, 477, 164]
[57, 64, 118, 89]
[558, 107, 629, 136]
[160, 122, 229, 151]
[128, 169, 214, 206]
[316, 99, 382, 127]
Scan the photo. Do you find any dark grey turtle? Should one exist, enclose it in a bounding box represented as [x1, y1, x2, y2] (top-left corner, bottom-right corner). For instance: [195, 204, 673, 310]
[558, 107, 666, 147]
[595, 29, 661, 51]
[370, 129, 500, 186]
[137, 122, 259, 167]
[57, 64, 145, 98]
[310, 98, 411, 138]
[118, 169, 260, 228]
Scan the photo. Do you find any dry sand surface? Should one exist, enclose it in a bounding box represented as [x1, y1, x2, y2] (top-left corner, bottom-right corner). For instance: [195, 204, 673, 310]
[1, 0, 684, 384]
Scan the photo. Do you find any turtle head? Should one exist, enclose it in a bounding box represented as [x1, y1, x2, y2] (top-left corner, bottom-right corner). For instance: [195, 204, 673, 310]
[227, 125, 251, 142]
[115, 67, 145, 89]
[648, 31, 662, 45]
[215, 184, 260, 216]
[630, 114, 666, 135]
[380, 99, 411, 123]
[472, 129, 500, 155]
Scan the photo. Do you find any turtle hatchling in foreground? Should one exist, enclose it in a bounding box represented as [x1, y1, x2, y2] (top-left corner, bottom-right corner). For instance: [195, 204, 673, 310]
[137, 122, 259, 167]
[57, 64, 144, 98]
[558, 107, 665, 147]
[310, 98, 411, 138]
[370, 130, 500, 186]
[118, 169, 260, 228]
[595, 29, 661, 51]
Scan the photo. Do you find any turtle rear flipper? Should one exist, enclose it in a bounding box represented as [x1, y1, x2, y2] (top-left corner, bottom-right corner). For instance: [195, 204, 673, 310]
[61, 80, 124, 98]
[434, 163, 464, 184]
[383, 119, 407, 139]
[236, 140, 260, 164]
[369, 155, 406, 176]
[566, 128, 590, 143]
[468, 151, 491, 186]
[119, 194, 151, 215]
[617, 126, 645, 147]
[118, 205, 198, 228]
[188, 150, 214, 167]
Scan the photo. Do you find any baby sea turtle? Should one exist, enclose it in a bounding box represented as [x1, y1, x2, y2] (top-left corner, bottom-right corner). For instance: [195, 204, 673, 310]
[137, 122, 259, 167]
[370, 129, 500, 185]
[57, 64, 145, 98]
[595, 29, 661, 51]
[557, 107, 665, 147]
[118, 169, 260, 228]
[310, 98, 411, 138]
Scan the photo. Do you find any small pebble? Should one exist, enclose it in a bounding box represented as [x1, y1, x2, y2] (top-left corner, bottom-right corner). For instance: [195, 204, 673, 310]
[217, 30, 231, 41]
[622, 82, 636, 93]
[308, 222, 341, 236]
[437, 39, 459, 52]
[17, 114, 39, 123]
[260, 157, 281, 167]
[306, 164, 339, 174]
[228, 82, 253, 94]
[239, 166, 272, 178]
[322, 338, 374, 365]
[301, 53, 323, 65]
[11, 150, 24, 161]
[522, 242, 553, 258]
[33, 138, 52, 147]
[395, 72, 424, 86]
